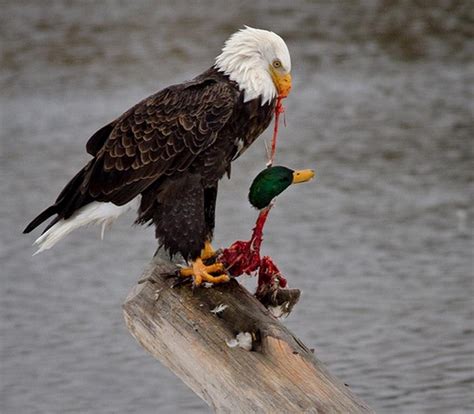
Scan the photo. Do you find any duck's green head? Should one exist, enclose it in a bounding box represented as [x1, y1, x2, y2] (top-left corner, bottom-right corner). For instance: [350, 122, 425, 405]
[248, 166, 315, 209]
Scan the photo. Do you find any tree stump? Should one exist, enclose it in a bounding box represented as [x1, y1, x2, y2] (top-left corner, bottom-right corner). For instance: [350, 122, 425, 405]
[123, 252, 375, 413]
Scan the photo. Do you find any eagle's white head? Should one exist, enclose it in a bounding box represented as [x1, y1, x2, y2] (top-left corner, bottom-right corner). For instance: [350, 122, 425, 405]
[215, 26, 292, 105]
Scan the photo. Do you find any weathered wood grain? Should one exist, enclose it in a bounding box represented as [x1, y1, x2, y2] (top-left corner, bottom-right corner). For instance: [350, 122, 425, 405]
[123, 253, 375, 413]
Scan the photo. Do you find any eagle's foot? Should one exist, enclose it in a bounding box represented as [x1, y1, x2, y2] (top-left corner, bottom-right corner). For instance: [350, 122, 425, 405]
[179, 258, 230, 287]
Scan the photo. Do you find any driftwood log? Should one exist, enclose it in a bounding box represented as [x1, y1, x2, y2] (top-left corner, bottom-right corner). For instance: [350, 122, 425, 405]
[123, 253, 374, 413]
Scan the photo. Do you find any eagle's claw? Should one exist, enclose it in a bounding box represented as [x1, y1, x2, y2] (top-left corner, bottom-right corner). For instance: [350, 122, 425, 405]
[179, 258, 229, 287]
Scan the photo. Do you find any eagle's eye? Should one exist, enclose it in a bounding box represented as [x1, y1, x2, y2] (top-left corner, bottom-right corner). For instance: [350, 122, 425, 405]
[272, 59, 282, 69]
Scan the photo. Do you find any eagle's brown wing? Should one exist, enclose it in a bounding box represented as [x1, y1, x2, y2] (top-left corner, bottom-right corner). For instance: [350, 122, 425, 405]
[24, 77, 238, 232]
[85, 79, 238, 204]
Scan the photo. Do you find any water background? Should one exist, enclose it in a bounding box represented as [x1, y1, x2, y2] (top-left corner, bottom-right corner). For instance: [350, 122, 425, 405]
[1, 1, 472, 413]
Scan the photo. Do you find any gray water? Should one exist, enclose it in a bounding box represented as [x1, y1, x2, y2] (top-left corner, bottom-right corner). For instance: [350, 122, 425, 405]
[1, 1, 473, 413]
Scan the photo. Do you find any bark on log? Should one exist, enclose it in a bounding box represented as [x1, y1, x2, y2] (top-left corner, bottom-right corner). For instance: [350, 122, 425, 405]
[123, 252, 375, 413]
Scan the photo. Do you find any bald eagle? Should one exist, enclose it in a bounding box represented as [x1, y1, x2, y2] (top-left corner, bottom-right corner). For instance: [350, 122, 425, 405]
[24, 26, 292, 286]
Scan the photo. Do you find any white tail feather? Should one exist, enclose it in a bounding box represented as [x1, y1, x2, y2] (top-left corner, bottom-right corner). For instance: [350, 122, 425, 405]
[33, 198, 139, 254]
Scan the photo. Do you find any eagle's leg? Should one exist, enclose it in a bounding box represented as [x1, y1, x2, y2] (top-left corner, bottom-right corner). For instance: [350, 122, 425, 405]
[201, 240, 216, 261]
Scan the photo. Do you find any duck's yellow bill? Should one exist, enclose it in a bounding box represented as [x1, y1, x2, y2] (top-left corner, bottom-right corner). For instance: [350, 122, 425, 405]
[292, 169, 315, 184]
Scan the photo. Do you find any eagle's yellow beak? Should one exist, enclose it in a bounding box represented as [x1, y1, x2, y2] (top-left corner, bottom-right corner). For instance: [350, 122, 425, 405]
[270, 68, 292, 98]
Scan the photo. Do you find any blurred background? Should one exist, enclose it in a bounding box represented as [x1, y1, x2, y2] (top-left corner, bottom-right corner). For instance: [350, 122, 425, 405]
[1, 0, 472, 413]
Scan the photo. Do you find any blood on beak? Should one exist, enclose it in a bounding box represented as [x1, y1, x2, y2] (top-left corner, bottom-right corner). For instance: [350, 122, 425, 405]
[270, 70, 292, 98]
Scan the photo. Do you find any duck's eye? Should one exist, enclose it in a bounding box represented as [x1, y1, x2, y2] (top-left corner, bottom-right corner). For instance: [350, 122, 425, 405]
[272, 60, 282, 69]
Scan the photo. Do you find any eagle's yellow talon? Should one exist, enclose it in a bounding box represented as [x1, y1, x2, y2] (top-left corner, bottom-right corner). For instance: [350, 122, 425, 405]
[179, 257, 229, 286]
[179, 267, 195, 277]
[202, 274, 230, 284]
[205, 262, 225, 273]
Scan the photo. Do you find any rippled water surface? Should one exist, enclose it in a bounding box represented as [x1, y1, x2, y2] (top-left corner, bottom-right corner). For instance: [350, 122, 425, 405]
[1, 1, 473, 413]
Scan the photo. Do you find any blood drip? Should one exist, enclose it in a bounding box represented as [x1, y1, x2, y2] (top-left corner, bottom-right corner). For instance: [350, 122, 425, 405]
[267, 96, 285, 167]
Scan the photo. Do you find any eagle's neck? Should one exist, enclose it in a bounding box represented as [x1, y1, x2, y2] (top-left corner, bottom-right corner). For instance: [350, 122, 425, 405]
[214, 58, 277, 106]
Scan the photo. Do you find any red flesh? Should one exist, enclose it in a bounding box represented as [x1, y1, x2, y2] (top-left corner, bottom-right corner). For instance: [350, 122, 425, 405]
[219, 205, 288, 294]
